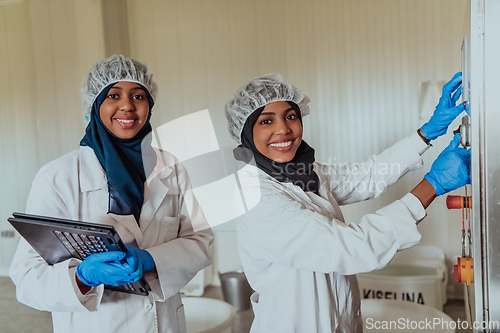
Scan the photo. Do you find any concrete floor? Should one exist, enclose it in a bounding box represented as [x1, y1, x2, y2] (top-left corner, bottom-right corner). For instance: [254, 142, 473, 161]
[0, 276, 469, 333]
[1, 276, 53, 333]
[0, 277, 253, 333]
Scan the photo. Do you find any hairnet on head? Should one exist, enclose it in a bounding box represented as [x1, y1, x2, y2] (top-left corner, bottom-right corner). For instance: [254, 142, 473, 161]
[225, 73, 310, 144]
[80, 54, 158, 119]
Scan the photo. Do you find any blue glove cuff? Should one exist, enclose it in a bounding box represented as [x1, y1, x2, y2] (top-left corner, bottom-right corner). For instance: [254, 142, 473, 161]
[140, 249, 155, 272]
[76, 264, 100, 287]
[424, 174, 445, 196]
[420, 124, 442, 141]
[125, 245, 155, 272]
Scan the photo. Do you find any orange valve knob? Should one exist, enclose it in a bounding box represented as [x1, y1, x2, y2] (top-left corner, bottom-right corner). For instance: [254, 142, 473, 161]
[446, 196, 471, 210]
[454, 256, 474, 286]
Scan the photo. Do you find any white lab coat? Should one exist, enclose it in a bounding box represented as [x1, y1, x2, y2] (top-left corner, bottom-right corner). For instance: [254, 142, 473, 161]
[236, 133, 430, 333]
[9, 146, 213, 333]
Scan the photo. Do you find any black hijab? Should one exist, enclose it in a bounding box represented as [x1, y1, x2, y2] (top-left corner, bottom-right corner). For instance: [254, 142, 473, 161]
[80, 82, 156, 223]
[233, 101, 320, 194]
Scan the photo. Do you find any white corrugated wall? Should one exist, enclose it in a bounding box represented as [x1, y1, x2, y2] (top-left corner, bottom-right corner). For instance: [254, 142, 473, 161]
[125, 0, 468, 296]
[0, 0, 467, 297]
[0, 0, 105, 274]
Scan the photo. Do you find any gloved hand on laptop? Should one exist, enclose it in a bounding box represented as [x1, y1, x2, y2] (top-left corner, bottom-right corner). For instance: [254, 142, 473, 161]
[76, 251, 142, 287]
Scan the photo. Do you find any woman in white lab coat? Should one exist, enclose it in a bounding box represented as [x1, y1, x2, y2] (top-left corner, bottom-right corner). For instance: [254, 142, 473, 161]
[224, 73, 470, 332]
[9, 55, 213, 333]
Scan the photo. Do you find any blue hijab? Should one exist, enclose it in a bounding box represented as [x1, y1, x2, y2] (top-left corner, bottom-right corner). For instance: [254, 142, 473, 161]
[80, 82, 156, 223]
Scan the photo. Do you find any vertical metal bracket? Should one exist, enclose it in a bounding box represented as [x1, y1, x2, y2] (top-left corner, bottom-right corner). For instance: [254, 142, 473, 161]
[478, 11, 485, 34]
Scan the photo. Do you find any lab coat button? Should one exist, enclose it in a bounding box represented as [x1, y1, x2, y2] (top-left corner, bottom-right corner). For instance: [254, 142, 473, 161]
[146, 304, 152, 310]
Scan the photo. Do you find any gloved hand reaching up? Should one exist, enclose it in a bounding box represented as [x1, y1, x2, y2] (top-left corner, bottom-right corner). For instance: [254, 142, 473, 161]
[125, 244, 155, 272]
[76, 251, 142, 287]
[420, 72, 466, 141]
[424, 133, 471, 196]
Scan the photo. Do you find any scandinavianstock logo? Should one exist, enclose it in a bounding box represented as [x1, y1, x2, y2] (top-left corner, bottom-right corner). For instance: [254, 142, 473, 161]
[143, 109, 402, 232]
[143, 110, 261, 232]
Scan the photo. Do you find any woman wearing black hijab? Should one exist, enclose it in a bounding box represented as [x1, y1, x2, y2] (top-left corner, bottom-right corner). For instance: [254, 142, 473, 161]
[225, 72, 470, 332]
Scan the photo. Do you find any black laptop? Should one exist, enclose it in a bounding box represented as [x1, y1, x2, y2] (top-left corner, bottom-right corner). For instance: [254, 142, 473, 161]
[8, 212, 150, 296]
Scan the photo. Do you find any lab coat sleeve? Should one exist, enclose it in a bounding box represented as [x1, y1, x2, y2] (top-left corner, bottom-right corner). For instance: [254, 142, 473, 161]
[239, 191, 424, 275]
[145, 163, 213, 301]
[319, 132, 430, 205]
[9, 176, 103, 312]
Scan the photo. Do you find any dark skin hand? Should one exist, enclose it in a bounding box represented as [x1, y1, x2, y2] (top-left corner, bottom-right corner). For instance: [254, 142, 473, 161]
[412, 129, 438, 209]
[410, 178, 437, 209]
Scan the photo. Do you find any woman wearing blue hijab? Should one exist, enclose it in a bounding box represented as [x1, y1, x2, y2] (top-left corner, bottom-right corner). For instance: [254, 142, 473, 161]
[10, 55, 213, 333]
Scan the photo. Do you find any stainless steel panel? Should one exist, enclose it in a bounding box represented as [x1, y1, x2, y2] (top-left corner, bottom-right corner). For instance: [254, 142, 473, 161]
[470, 0, 486, 325]
[471, 0, 500, 329]
[483, 0, 500, 324]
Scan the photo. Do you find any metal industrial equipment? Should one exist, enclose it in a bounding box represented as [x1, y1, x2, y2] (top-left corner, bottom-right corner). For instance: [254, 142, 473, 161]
[466, 0, 500, 330]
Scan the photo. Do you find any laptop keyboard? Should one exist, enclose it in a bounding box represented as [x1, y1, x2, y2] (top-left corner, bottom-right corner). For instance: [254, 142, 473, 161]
[53, 230, 136, 291]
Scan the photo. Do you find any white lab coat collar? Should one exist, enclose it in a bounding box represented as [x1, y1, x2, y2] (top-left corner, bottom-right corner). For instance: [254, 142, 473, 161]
[78, 146, 174, 192]
[139, 148, 175, 234]
[146, 148, 174, 186]
[242, 163, 345, 223]
[78, 146, 175, 242]
[79, 146, 107, 192]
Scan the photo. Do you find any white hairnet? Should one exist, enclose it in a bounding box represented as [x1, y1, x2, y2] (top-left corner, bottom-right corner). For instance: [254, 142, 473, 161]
[81, 54, 158, 119]
[225, 73, 310, 144]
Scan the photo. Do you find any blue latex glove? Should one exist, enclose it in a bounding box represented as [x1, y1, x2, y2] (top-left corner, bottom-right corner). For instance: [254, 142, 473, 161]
[125, 244, 155, 272]
[76, 251, 142, 287]
[424, 133, 471, 196]
[421, 72, 466, 140]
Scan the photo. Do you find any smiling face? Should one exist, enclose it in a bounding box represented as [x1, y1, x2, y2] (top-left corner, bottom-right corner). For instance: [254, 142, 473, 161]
[99, 81, 150, 139]
[252, 101, 303, 163]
